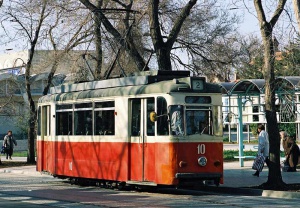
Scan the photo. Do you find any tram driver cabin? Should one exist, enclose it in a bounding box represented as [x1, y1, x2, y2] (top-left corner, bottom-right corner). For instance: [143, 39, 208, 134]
[37, 70, 223, 187]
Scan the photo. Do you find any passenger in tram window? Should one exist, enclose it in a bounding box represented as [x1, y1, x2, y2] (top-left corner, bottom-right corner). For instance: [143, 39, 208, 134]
[94, 113, 103, 135]
[85, 116, 92, 135]
[170, 106, 183, 136]
[104, 112, 115, 135]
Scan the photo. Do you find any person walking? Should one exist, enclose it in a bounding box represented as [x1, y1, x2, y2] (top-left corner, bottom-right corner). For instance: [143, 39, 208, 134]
[253, 124, 270, 177]
[3, 130, 17, 160]
[285, 135, 300, 172]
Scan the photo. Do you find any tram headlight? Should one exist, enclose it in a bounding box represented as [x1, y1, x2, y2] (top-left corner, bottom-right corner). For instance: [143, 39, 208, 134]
[198, 156, 207, 166]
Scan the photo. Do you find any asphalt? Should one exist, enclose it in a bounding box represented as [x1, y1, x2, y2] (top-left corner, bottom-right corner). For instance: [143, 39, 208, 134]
[1, 145, 300, 199]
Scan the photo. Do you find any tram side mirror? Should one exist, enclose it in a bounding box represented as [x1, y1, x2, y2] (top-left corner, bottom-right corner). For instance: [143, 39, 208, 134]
[150, 111, 157, 122]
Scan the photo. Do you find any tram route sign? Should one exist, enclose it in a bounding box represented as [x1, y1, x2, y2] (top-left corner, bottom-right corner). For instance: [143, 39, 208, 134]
[191, 78, 205, 91]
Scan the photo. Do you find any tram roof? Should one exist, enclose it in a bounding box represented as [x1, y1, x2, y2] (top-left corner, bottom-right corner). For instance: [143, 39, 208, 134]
[39, 76, 220, 103]
[50, 70, 191, 94]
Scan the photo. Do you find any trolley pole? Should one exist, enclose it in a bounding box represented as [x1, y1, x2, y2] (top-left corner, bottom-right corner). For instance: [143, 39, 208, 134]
[237, 96, 244, 167]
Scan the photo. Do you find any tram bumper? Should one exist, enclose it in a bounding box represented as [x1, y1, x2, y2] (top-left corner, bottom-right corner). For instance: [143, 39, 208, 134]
[175, 173, 222, 186]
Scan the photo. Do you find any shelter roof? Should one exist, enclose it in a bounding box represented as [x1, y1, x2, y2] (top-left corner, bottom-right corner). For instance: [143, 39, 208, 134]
[217, 82, 235, 95]
[230, 79, 265, 95]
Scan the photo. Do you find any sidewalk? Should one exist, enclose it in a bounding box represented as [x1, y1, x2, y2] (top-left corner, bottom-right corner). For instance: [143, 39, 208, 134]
[1, 156, 300, 199]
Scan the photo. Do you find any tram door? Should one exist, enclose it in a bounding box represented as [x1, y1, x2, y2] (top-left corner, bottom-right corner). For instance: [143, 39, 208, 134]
[129, 98, 155, 182]
[39, 105, 51, 171]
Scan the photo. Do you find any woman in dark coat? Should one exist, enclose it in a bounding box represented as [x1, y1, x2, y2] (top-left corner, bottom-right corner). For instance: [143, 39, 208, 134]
[285, 136, 300, 172]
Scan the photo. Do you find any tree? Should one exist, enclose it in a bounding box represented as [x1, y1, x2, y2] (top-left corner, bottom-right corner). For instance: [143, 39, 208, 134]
[43, 1, 94, 94]
[1, 0, 53, 163]
[79, 0, 150, 72]
[254, 0, 287, 189]
[148, 0, 197, 71]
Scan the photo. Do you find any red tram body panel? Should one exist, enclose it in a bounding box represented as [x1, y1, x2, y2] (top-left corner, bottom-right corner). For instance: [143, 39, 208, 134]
[37, 71, 224, 187]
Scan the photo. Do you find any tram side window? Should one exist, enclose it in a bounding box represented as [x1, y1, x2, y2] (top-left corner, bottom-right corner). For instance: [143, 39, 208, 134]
[40, 106, 50, 136]
[94, 101, 115, 135]
[170, 105, 184, 136]
[56, 104, 73, 135]
[37, 107, 41, 136]
[147, 98, 155, 136]
[131, 99, 141, 136]
[74, 103, 93, 135]
[56, 111, 73, 135]
[157, 97, 169, 135]
[74, 111, 93, 135]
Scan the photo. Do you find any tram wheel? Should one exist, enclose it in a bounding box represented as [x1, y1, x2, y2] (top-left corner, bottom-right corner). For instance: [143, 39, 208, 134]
[214, 179, 220, 187]
[117, 182, 126, 190]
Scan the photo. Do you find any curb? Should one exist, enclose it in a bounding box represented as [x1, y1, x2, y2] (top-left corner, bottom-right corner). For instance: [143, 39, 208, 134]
[199, 185, 300, 199]
[0, 166, 41, 176]
[1, 165, 300, 199]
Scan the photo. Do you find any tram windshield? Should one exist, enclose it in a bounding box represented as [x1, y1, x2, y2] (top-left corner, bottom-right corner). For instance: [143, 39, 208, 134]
[170, 105, 222, 136]
[186, 109, 211, 135]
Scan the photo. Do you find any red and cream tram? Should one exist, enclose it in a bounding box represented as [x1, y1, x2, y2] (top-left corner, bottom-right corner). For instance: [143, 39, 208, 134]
[37, 71, 223, 187]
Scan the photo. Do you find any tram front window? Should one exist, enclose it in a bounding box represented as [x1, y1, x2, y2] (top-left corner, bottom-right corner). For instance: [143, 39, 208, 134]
[186, 110, 212, 135]
[170, 105, 184, 136]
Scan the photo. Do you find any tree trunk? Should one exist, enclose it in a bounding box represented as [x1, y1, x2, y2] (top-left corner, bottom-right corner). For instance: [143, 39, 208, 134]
[149, 0, 197, 71]
[25, 49, 37, 164]
[94, 0, 103, 79]
[293, 0, 300, 31]
[254, 0, 287, 189]
[263, 36, 283, 187]
[156, 48, 172, 71]
[25, 1, 47, 164]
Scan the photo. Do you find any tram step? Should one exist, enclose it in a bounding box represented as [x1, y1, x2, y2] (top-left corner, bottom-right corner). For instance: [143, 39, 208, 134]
[127, 180, 157, 186]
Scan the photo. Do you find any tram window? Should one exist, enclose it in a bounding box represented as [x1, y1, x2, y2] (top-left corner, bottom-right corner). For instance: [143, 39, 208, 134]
[94, 101, 115, 135]
[131, 99, 141, 136]
[147, 98, 155, 136]
[37, 107, 41, 136]
[186, 110, 212, 135]
[75, 103, 92, 108]
[95, 101, 114, 108]
[74, 110, 93, 135]
[157, 97, 169, 135]
[73, 102, 93, 135]
[94, 110, 115, 135]
[56, 104, 72, 110]
[185, 96, 211, 104]
[40, 106, 50, 136]
[56, 111, 73, 135]
[170, 105, 184, 136]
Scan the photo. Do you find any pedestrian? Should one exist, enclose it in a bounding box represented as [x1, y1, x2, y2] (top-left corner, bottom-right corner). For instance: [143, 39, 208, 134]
[280, 130, 289, 155]
[284, 135, 300, 172]
[3, 130, 17, 160]
[253, 124, 269, 177]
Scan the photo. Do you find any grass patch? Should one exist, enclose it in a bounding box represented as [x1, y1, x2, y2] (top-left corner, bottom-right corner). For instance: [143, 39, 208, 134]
[224, 150, 257, 161]
[223, 139, 259, 144]
[12, 151, 27, 157]
[224, 150, 285, 162]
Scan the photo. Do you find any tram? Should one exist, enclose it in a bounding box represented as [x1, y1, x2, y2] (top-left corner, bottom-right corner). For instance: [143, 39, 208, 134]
[36, 70, 223, 187]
